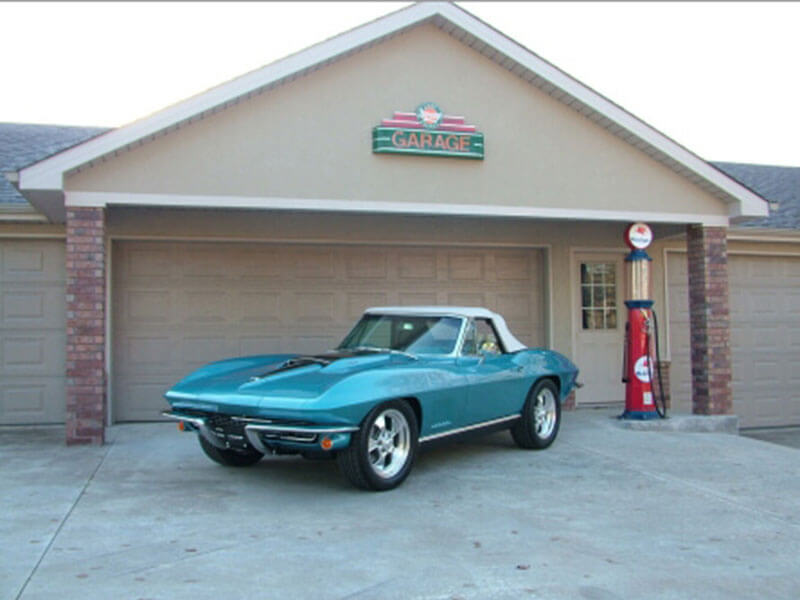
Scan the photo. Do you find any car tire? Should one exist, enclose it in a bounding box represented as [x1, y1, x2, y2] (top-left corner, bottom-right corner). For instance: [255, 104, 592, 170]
[198, 434, 264, 467]
[337, 400, 418, 491]
[511, 379, 561, 450]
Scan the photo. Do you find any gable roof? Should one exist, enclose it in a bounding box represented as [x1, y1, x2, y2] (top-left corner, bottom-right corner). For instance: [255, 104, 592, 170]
[1, 122, 109, 206]
[714, 162, 800, 230]
[17, 1, 767, 223]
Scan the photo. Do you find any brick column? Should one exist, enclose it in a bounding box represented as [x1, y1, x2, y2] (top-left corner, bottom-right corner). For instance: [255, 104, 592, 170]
[65, 207, 107, 445]
[686, 225, 732, 415]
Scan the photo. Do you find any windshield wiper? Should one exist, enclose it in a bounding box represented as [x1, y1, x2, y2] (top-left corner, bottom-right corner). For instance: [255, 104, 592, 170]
[348, 345, 418, 360]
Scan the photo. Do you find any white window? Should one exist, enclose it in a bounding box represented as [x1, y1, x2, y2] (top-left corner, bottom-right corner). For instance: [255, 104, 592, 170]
[580, 262, 617, 330]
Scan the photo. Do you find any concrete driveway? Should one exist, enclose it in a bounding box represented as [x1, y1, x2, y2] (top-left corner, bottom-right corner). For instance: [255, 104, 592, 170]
[2, 409, 799, 600]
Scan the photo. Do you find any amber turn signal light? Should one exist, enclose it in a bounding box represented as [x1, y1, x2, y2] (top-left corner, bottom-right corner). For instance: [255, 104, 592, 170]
[320, 437, 333, 451]
[177, 421, 185, 432]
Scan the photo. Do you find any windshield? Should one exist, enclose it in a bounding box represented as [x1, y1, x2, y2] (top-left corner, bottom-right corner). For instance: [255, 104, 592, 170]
[338, 314, 464, 355]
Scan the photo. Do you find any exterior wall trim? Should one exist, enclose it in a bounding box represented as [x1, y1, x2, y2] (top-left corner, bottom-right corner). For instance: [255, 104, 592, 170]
[727, 232, 800, 243]
[0, 213, 48, 223]
[67, 192, 731, 226]
[109, 234, 550, 249]
[0, 233, 66, 239]
[105, 237, 113, 427]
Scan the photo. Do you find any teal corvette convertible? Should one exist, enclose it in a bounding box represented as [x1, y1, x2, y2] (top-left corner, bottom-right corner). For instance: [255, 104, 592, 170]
[163, 306, 579, 491]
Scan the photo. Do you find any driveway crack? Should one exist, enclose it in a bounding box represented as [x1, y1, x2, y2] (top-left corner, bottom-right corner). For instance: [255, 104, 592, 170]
[14, 439, 115, 600]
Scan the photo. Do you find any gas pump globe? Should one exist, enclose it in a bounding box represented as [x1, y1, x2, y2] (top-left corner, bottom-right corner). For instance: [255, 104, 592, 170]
[620, 222, 663, 419]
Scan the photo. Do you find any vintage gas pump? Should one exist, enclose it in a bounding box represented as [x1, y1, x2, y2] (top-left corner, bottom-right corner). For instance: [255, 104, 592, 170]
[620, 222, 665, 420]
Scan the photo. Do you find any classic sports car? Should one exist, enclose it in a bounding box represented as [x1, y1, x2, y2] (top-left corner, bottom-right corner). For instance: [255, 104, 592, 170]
[163, 306, 579, 491]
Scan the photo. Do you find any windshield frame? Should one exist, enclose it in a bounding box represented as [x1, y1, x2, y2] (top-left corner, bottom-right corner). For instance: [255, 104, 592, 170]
[338, 313, 468, 357]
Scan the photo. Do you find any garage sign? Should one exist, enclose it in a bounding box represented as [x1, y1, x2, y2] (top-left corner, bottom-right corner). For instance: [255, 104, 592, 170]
[372, 103, 484, 159]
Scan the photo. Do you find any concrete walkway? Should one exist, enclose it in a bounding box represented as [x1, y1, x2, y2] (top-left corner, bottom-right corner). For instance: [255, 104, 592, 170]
[2, 409, 799, 600]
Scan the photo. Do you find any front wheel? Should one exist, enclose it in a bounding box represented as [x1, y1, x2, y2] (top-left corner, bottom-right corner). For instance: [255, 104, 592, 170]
[337, 400, 418, 491]
[198, 434, 264, 467]
[511, 379, 561, 449]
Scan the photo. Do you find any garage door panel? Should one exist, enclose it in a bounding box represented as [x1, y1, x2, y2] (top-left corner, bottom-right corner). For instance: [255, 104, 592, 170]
[787, 292, 800, 316]
[239, 336, 284, 356]
[239, 291, 281, 323]
[344, 250, 388, 279]
[113, 242, 544, 422]
[1, 381, 65, 422]
[495, 253, 531, 281]
[125, 336, 173, 370]
[668, 252, 800, 428]
[291, 248, 337, 279]
[447, 291, 486, 306]
[1, 287, 65, 329]
[0, 240, 66, 424]
[2, 333, 65, 374]
[347, 292, 389, 319]
[447, 254, 486, 280]
[125, 245, 175, 279]
[397, 291, 439, 305]
[1, 244, 63, 283]
[398, 252, 437, 280]
[118, 380, 176, 422]
[294, 291, 336, 322]
[182, 290, 230, 324]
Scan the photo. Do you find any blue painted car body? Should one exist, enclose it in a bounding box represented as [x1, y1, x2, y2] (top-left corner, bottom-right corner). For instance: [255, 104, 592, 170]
[163, 307, 579, 487]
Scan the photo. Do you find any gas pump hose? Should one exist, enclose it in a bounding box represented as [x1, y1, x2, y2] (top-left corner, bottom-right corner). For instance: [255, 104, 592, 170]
[650, 310, 667, 418]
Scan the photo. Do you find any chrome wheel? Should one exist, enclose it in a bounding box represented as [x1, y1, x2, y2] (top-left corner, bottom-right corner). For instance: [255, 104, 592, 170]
[366, 408, 411, 479]
[534, 387, 557, 439]
[511, 379, 560, 450]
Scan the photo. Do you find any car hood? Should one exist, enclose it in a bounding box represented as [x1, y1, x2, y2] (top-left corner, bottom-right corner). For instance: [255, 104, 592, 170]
[165, 352, 412, 405]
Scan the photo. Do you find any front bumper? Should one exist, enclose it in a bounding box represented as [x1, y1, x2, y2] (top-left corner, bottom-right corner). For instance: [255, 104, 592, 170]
[162, 410, 357, 454]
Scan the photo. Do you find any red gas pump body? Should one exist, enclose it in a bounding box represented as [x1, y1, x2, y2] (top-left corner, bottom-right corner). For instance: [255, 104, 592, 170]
[622, 305, 657, 418]
[620, 222, 659, 420]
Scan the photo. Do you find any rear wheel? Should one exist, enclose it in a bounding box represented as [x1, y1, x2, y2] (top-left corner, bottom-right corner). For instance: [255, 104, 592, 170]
[337, 400, 418, 491]
[511, 379, 561, 449]
[198, 434, 264, 467]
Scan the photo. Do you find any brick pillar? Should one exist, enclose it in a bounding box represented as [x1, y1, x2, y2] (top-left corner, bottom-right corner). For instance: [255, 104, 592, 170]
[65, 207, 107, 445]
[686, 225, 732, 415]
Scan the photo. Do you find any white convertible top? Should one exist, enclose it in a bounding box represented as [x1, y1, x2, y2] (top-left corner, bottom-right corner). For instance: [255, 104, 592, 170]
[364, 306, 527, 352]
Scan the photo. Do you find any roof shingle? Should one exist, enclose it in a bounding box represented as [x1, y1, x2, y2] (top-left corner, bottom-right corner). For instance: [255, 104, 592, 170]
[1, 122, 110, 205]
[713, 161, 800, 230]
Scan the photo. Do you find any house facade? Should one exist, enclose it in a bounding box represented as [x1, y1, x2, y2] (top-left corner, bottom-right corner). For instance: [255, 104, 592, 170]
[2, 2, 797, 444]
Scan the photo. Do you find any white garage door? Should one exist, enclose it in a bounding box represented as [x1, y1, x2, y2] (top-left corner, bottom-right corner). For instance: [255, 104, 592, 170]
[112, 241, 545, 422]
[0, 239, 66, 424]
[668, 252, 800, 428]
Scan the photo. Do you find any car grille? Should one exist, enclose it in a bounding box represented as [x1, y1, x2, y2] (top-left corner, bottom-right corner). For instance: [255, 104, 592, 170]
[179, 410, 319, 447]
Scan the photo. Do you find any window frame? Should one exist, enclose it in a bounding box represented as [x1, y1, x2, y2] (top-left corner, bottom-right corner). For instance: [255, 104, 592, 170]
[579, 261, 619, 331]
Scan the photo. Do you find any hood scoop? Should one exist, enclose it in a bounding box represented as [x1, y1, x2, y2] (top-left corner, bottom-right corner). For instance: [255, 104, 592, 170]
[249, 352, 351, 381]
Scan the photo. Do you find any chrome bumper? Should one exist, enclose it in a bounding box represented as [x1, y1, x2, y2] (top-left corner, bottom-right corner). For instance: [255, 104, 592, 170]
[162, 411, 358, 454]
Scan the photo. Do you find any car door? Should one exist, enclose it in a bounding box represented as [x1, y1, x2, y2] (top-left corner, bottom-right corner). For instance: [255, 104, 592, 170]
[459, 318, 529, 424]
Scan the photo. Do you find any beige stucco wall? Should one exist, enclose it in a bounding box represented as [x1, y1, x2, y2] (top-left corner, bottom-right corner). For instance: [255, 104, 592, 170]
[66, 24, 726, 219]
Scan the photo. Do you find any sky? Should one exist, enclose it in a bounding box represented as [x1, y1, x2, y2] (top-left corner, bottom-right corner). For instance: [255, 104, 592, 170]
[1, 1, 798, 166]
